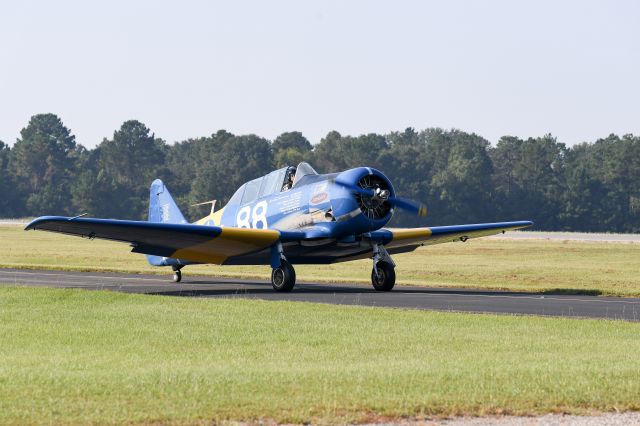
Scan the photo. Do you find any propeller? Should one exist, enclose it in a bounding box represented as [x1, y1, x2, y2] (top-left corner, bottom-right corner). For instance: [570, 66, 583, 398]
[335, 181, 427, 217]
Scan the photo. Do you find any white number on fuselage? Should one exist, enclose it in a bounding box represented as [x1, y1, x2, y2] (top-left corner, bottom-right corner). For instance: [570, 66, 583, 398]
[236, 200, 268, 229]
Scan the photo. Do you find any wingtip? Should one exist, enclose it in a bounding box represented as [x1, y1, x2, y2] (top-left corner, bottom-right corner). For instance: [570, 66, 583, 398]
[514, 220, 534, 230]
[24, 217, 42, 231]
[23, 216, 70, 231]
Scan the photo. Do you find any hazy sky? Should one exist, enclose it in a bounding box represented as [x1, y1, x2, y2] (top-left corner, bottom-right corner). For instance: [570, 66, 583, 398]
[1, 0, 639, 147]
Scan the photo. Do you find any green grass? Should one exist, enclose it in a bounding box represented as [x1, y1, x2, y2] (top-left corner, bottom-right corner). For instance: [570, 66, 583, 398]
[6, 225, 640, 297]
[1, 286, 640, 425]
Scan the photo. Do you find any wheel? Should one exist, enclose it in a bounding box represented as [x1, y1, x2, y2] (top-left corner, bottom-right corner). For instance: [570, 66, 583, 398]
[271, 260, 296, 292]
[371, 261, 395, 291]
[172, 270, 182, 283]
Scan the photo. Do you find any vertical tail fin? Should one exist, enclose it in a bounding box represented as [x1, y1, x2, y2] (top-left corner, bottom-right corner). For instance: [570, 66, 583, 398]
[148, 179, 187, 224]
[146, 179, 187, 266]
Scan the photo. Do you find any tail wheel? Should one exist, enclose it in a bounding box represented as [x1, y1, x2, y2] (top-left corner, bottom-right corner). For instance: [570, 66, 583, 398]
[172, 270, 182, 283]
[271, 260, 296, 292]
[371, 261, 395, 291]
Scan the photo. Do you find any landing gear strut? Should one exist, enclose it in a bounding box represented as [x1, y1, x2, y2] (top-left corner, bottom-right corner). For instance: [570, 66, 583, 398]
[172, 266, 182, 283]
[271, 242, 296, 292]
[371, 243, 395, 291]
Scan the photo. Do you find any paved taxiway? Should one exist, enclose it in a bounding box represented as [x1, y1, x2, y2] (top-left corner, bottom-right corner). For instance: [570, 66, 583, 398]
[1, 268, 639, 321]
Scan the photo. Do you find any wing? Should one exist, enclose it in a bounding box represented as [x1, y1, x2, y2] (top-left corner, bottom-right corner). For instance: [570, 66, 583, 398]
[368, 221, 533, 249]
[24, 216, 304, 265]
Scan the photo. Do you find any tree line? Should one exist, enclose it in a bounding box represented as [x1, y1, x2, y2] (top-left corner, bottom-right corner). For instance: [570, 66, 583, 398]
[1, 113, 639, 233]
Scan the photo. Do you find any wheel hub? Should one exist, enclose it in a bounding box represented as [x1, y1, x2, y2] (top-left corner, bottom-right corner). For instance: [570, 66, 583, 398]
[273, 268, 284, 286]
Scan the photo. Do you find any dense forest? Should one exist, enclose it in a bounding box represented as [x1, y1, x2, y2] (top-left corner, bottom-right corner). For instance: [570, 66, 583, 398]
[1, 113, 639, 232]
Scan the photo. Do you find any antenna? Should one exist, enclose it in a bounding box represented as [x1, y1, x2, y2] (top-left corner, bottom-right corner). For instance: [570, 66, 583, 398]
[69, 213, 88, 221]
[191, 200, 217, 215]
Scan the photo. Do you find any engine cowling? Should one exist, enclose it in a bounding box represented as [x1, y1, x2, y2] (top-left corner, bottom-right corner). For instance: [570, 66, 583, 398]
[329, 167, 395, 235]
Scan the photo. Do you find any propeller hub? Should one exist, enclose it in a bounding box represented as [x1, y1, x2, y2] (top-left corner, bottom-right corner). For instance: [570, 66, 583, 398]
[355, 175, 392, 220]
[374, 188, 390, 201]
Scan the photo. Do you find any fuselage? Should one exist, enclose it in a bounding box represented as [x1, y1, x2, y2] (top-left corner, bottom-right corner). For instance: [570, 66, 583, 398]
[195, 164, 396, 240]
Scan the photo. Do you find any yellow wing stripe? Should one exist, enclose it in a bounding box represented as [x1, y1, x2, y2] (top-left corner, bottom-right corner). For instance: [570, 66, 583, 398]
[384, 222, 533, 249]
[385, 227, 432, 248]
[171, 227, 280, 264]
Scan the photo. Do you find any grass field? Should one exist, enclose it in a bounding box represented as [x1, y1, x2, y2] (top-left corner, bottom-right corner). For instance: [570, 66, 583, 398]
[6, 225, 640, 297]
[1, 286, 640, 424]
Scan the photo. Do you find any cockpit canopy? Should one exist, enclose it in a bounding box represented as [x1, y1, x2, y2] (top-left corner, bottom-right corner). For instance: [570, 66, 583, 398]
[227, 162, 318, 207]
[292, 161, 318, 186]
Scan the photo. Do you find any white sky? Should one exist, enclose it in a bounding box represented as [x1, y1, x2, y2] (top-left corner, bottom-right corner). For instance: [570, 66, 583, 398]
[1, 0, 639, 147]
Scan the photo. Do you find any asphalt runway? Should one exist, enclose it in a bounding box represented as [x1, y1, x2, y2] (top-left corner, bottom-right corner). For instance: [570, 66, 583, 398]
[1, 268, 639, 321]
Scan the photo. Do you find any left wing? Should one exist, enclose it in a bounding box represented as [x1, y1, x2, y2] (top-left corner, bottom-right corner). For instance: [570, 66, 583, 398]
[24, 216, 303, 264]
[368, 221, 533, 249]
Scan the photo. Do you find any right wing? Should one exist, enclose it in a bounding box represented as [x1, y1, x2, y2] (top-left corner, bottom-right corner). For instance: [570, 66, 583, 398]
[25, 216, 303, 264]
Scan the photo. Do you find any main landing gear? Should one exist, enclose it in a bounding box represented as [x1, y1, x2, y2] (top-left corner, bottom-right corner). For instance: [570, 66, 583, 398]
[271, 242, 296, 292]
[172, 265, 182, 283]
[371, 243, 396, 291]
[271, 259, 296, 292]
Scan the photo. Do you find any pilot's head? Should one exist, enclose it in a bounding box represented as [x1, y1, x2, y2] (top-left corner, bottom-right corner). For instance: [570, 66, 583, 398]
[286, 167, 296, 180]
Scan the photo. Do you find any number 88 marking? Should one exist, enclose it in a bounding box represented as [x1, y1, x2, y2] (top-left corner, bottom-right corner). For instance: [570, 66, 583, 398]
[236, 200, 268, 229]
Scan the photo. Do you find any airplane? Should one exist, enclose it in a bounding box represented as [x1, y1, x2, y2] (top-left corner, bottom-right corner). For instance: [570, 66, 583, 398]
[25, 162, 533, 292]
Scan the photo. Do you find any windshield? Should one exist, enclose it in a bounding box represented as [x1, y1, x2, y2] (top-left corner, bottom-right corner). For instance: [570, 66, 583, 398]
[292, 162, 318, 186]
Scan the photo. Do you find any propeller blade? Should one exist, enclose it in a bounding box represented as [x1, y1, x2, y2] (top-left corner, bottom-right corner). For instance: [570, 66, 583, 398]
[335, 181, 375, 197]
[388, 196, 428, 217]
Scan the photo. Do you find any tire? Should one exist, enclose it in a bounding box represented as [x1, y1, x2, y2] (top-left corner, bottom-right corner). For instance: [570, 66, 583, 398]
[172, 270, 182, 283]
[271, 260, 296, 292]
[371, 261, 395, 291]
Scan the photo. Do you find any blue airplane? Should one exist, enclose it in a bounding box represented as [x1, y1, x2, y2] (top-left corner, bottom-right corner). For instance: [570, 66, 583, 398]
[25, 162, 532, 291]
